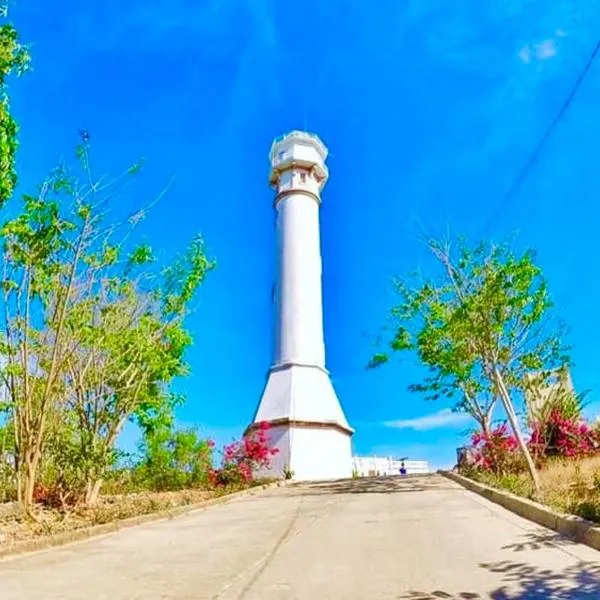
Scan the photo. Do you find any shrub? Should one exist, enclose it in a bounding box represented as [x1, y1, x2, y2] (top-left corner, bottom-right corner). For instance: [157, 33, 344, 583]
[471, 424, 524, 475]
[210, 422, 279, 489]
[135, 426, 214, 492]
[529, 408, 598, 460]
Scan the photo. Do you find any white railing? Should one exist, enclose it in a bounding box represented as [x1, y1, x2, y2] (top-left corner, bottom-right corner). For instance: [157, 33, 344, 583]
[352, 456, 430, 476]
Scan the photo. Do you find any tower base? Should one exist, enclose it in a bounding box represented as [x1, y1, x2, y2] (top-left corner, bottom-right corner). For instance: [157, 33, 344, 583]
[248, 364, 354, 481]
[251, 420, 353, 481]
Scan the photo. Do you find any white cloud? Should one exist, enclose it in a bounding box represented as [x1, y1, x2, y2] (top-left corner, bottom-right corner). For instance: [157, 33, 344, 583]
[536, 39, 557, 60]
[383, 409, 471, 431]
[519, 46, 532, 64]
[518, 38, 558, 64]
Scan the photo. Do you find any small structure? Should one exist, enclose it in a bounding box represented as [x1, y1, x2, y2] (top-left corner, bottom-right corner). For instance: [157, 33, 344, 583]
[456, 446, 478, 469]
[524, 366, 575, 420]
[352, 456, 430, 477]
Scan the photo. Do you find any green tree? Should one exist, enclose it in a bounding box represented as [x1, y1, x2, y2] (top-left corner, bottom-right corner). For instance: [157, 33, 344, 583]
[0, 9, 30, 208]
[0, 137, 214, 510]
[371, 237, 569, 494]
[60, 233, 213, 505]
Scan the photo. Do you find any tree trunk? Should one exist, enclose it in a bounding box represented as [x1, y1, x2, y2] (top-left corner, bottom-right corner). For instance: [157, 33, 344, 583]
[481, 412, 492, 438]
[85, 478, 103, 507]
[493, 368, 541, 495]
[15, 469, 22, 504]
[23, 458, 37, 510]
[20, 442, 44, 511]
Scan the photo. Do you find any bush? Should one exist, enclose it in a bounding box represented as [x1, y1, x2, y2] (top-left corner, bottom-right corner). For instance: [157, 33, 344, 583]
[471, 424, 524, 475]
[135, 426, 214, 492]
[210, 421, 279, 489]
[529, 408, 598, 460]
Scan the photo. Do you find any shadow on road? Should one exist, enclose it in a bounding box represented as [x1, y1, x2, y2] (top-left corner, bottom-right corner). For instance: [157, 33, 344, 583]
[290, 475, 457, 496]
[500, 529, 579, 552]
[484, 559, 600, 599]
[397, 560, 600, 599]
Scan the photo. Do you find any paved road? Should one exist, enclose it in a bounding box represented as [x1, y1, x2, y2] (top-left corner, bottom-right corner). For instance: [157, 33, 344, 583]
[1, 475, 600, 599]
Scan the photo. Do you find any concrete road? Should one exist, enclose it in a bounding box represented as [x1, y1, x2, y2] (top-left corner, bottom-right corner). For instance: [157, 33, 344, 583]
[1, 475, 600, 599]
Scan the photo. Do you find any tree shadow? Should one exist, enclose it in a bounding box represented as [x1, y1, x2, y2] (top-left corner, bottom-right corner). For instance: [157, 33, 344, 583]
[397, 592, 482, 599]
[483, 560, 600, 599]
[397, 560, 600, 599]
[290, 475, 456, 496]
[500, 529, 579, 552]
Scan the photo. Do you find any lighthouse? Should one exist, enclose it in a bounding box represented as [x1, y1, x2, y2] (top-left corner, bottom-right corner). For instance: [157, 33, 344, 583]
[246, 131, 354, 481]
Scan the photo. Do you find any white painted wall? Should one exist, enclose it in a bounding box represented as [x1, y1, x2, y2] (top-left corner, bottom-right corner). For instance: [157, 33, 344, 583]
[258, 424, 353, 481]
[253, 364, 351, 429]
[273, 192, 325, 368]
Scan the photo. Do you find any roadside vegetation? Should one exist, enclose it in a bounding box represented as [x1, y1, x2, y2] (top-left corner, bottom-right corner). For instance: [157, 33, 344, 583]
[0, 8, 279, 548]
[372, 234, 600, 521]
[461, 381, 600, 523]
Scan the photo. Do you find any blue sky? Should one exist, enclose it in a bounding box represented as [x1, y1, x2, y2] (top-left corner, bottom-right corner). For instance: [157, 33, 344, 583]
[8, 1, 600, 469]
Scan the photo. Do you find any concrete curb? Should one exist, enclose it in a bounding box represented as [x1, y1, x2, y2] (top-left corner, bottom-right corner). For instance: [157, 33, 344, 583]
[0, 481, 285, 561]
[441, 470, 600, 552]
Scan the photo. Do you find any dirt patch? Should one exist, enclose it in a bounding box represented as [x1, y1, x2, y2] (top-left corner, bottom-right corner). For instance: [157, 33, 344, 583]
[0, 488, 215, 547]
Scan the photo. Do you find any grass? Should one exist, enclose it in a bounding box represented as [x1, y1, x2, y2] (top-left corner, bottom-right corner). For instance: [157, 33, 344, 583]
[465, 455, 600, 523]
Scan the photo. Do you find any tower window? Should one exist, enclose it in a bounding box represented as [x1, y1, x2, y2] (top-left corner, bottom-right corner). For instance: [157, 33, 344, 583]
[300, 172, 307, 182]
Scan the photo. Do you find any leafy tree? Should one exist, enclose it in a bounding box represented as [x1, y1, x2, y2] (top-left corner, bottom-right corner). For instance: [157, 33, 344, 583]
[0, 9, 30, 208]
[0, 136, 214, 510]
[371, 237, 569, 494]
[60, 233, 213, 505]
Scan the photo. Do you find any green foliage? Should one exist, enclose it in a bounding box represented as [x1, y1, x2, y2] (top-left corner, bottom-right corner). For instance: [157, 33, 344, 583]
[468, 469, 531, 498]
[135, 425, 214, 492]
[374, 237, 568, 405]
[372, 236, 569, 492]
[0, 139, 215, 508]
[0, 417, 16, 501]
[0, 19, 29, 208]
[0, 18, 220, 511]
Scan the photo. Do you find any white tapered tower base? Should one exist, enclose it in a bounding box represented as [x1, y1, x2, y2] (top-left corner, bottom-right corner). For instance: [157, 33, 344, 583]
[248, 364, 354, 481]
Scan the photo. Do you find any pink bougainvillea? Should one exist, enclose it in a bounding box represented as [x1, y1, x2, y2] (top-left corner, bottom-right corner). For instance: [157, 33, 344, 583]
[529, 408, 598, 459]
[470, 424, 521, 474]
[469, 410, 600, 476]
[210, 421, 279, 488]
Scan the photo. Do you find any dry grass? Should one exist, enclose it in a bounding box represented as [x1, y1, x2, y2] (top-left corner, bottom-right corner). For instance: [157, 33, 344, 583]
[539, 455, 600, 521]
[468, 455, 600, 523]
[0, 488, 215, 547]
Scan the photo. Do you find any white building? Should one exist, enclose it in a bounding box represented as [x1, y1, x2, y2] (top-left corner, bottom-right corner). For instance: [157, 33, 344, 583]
[352, 456, 430, 477]
[524, 366, 575, 419]
[247, 131, 354, 481]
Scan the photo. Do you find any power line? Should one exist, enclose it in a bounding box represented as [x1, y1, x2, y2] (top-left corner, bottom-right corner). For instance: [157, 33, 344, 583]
[482, 39, 600, 235]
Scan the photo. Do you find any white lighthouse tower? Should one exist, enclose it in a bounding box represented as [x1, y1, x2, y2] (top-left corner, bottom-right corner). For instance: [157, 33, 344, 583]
[246, 131, 354, 481]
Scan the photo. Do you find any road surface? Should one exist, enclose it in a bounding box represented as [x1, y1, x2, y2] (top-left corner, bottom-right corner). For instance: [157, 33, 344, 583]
[1, 474, 599, 599]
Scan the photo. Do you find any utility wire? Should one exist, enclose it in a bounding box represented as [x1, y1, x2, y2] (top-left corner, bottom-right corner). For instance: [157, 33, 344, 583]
[482, 39, 600, 235]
